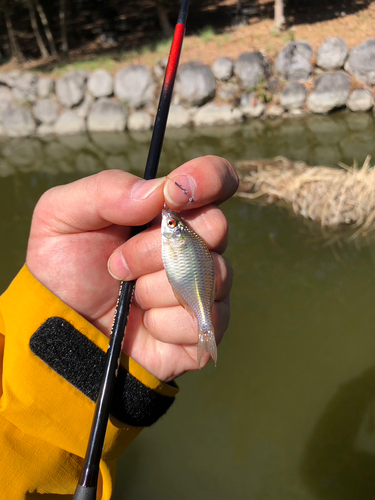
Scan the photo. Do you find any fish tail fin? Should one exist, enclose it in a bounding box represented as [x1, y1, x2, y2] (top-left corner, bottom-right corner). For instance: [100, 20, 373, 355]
[198, 329, 217, 369]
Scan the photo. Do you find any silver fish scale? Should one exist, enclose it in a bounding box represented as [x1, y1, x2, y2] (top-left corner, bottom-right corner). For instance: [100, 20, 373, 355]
[162, 218, 215, 333]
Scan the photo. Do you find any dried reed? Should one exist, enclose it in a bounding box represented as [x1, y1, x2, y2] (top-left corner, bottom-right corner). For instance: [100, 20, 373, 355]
[236, 156, 375, 238]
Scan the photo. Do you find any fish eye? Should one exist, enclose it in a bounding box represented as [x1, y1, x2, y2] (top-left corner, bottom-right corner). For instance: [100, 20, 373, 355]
[167, 218, 177, 228]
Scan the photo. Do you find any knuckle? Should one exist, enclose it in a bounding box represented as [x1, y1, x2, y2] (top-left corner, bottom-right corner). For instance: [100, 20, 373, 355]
[213, 254, 233, 299]
[143, 309, 160, 336]
[124, 232, 158, 274]
[134, 275, 153, 309]
[213, 300, 230, 344]
[223, 256, 234, 287]
[31, 186, 61, 227]
[200, 206, 228, 251]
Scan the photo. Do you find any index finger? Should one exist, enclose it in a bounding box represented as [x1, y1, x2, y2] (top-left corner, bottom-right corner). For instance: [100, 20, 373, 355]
[164, 156, 239, 211]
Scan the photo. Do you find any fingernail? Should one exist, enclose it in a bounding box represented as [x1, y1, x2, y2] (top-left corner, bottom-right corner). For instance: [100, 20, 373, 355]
[131, 177, 165, 201]
[108, 252, 130, 280]
[164, 175, 196, 208]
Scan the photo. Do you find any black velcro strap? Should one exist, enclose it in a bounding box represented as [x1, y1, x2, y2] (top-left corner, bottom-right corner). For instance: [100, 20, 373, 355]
[29, 317, 175, 427]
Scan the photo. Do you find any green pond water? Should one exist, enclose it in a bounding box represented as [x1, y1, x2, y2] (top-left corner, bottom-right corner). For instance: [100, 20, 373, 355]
[1, 112, 375, 499]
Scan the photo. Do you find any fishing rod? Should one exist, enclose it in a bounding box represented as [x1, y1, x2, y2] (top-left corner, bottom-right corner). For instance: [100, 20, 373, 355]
[73, 1, 190, 499]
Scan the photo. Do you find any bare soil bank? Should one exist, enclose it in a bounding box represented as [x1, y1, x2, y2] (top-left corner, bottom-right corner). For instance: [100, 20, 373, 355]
[0, 0, 374, 76]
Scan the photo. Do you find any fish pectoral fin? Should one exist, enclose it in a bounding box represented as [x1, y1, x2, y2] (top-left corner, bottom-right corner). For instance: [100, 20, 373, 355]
[172, 289, 196, 319]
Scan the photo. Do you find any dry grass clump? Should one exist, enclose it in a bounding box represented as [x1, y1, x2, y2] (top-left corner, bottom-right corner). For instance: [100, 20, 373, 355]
[236, 156, 375, 237]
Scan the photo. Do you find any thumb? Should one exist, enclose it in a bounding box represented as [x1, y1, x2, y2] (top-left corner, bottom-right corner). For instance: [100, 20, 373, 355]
[32, 170, 166, 234]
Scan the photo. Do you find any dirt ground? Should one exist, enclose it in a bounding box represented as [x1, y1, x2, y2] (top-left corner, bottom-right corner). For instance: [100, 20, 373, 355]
[1, 0, 375, 75]
[138, 0, 375, 68]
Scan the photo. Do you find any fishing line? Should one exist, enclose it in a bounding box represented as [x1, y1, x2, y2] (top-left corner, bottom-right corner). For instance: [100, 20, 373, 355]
[166, 175, 195, 202]
[174, 182, 194, 203]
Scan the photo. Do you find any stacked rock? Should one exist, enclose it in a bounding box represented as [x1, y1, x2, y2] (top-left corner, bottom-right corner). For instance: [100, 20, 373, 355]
[0, 37, 374, 136]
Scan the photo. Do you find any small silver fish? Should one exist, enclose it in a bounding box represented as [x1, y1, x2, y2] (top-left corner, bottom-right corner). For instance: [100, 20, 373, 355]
[161, 206, 217, 367]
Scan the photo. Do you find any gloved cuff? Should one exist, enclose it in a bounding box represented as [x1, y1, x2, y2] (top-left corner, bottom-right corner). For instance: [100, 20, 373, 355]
[0, 264, 178, 459]
[30, 316, 177, 427]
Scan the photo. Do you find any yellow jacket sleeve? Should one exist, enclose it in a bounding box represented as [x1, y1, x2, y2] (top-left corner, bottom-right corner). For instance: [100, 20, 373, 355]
[0, 265, 178, 500]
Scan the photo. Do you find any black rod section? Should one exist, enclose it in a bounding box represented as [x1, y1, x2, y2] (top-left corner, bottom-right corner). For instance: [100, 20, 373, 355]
[73, 1, 190, 499]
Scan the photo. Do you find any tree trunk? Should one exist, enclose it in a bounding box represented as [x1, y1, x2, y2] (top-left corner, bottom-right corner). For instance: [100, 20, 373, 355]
[34, 0, 57, 57]
[274, 0, 285, 31]
[26, 0, 49, 58]
[59, 0, 68, 56]
[236, 0, 242, 16]
[155, 2, 173, 37]
[4, 6, 24, 62]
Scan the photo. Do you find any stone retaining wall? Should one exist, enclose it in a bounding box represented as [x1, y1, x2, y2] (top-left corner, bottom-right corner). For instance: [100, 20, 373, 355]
[0, 37, 374, 137]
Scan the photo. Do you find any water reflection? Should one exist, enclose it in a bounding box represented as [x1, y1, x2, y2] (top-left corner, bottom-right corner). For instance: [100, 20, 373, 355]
[0, 112, 374, 181]
[1, 113, 375, 499]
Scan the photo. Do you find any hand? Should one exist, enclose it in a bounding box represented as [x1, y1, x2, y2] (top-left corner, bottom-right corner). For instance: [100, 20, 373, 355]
[26, 156, 239, 381]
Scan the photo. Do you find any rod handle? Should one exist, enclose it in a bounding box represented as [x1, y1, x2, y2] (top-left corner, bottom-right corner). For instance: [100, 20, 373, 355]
[72, 485, 97, 500]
